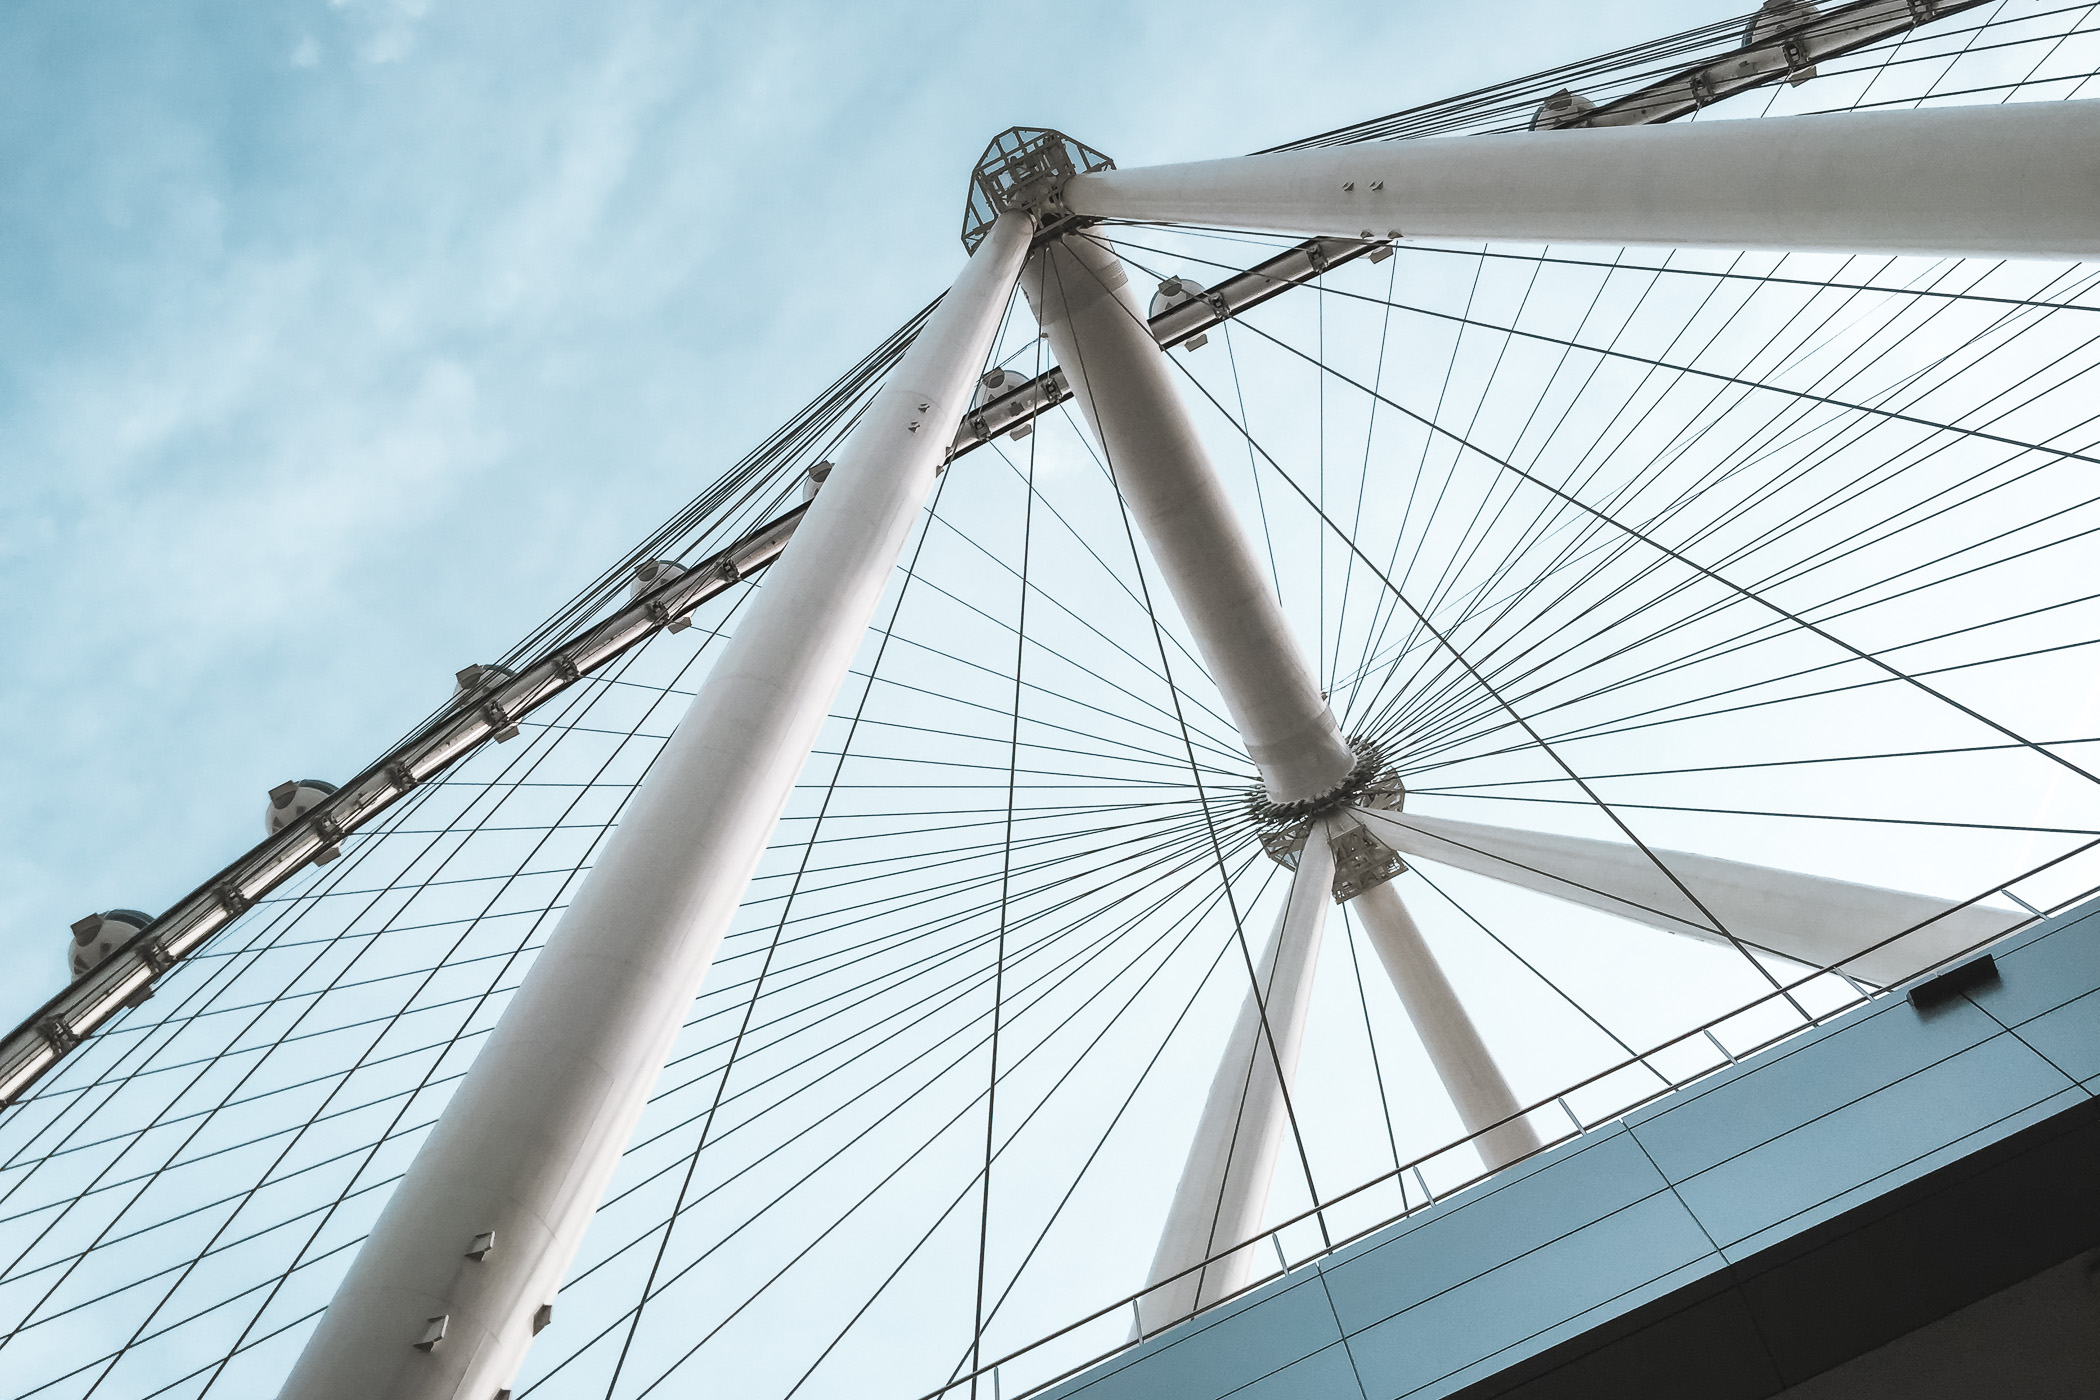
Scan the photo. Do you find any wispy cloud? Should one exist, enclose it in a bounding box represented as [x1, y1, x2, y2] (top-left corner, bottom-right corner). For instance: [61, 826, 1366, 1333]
[0, 0, 1715, 1021]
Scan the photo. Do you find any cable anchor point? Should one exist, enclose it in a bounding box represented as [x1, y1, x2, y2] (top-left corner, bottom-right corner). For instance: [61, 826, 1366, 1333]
[960, 128, 1115, 253]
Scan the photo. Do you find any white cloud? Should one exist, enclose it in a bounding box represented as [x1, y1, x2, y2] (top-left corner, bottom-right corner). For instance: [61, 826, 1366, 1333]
[0, 0, 1752, 1043]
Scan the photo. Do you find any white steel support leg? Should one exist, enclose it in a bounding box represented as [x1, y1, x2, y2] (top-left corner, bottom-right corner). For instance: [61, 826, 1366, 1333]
[279, 213, 1034, 1400]
[1351, 807, 2026, 985]
[1021, 235, 1354, 803]
[1024, 231, 1541, 1315]
[1348, 873, 1542, 1173]
[1139, 827, 1335, 1333]
[1062, 100, 2100, 262]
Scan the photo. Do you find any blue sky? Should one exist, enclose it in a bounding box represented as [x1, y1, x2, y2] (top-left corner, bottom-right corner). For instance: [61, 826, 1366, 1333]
[12, 8, 2100, 1394]
[0, 0, 1726, 1029]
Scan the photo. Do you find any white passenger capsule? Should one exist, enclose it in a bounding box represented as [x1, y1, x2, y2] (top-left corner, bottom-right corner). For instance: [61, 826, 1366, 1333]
[629, 559, 688, 599]
[1149, 275, 1206, 318]
[970, 368, 1029, 408]
[1744, 0, 1820, 83]
[452, 663, 513, 697]
[631, 559, 698, 634]
[970, 369, 1043, 440]
[69, 909, 152, 980]
[1530, 87, 1596, 129]
[266, 779, 338, 837]
[1149, 277, 1211, 351]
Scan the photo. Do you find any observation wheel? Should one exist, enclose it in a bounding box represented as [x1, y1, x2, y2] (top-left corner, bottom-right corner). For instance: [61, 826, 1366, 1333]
[5, 5, 2100, 1399]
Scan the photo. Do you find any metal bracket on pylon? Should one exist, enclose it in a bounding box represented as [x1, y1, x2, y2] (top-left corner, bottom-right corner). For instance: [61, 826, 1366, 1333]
[1259, 823, 1310, 869]
[1330, 821, 1405, 903]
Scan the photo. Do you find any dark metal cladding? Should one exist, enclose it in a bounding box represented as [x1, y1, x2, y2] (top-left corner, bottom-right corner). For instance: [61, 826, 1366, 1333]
[961, 127, 1115, 253]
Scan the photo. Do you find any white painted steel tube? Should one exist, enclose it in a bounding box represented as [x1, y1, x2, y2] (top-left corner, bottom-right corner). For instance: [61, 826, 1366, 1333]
[1139, 828, 1335, 1333]
[1064, 100, 2100, 261]
[278, 213, 1034, 1400]
[1022, 235, 1355, 803]
[1351, 807, 2027, 986]
[1348, 870, 1542, 1172]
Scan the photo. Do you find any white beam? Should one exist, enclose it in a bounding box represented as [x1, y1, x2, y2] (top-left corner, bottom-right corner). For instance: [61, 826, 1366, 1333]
[1022, 235, 1355, 803]
[1063, 100, 2100, 262]
[1352, 807, 2027, 986]
[1347, 868, 1541, 1173]
[1139, 828, 1335, 1332]
[279, 213, 1035, 1400]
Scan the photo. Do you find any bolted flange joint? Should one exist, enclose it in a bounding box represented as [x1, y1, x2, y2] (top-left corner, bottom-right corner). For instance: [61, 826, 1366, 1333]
[1247, 736, 1403, 833]
[1248, 737, 1409, 900]
[961, 128, 1116, 254]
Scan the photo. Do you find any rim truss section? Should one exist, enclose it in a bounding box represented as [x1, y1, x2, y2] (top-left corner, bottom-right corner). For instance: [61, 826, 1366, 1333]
[1265, 0, 1992, 148]
[962, 127, 1114, 253]
[0, 222, 1385, 1112]
[949, 235, 1389, 458]
[1534, 0, 1992, 129]
[0, 511, 803, 1110]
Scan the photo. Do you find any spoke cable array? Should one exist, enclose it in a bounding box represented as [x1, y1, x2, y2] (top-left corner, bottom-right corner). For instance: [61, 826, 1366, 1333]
[6, 7, 2100, 1399]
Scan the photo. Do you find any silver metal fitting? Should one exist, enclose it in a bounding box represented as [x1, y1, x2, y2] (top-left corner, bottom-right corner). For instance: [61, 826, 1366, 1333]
[1247, 737, 1408, 900]
[961, 128, 1114, 253]
[1329, 822, 1406, 903]
[1259, 826, 1309, 869]
[1245, 736, 1403, 834]
[480, 700, 519, 744]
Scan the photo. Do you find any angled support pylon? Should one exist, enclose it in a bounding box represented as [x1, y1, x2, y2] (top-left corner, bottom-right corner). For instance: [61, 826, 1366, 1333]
[1062, 100, 2100, 261]
[1021, 221, 1540, 1320]
[1352, 808, 2027, 985]
[1021, 232, 1355, 804]
[279, 213, 1034, 1400]
[1138, 828, 1335, 1332]
[1344, 859, 1542, 1172]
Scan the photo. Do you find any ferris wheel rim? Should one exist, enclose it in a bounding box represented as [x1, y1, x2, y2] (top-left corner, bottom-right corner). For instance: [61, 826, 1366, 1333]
[8, 5, 2100, 1398]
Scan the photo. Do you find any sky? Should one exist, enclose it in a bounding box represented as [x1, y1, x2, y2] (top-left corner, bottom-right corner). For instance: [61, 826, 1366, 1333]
[8, 6, 2100, 1395]
[0, 0, 1734, 1033]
